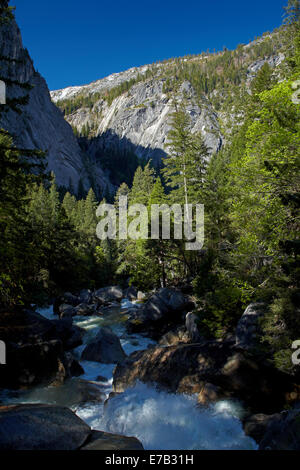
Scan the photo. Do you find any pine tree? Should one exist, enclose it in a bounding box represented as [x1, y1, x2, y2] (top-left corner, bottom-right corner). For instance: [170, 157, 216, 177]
[251, 62, 274, 97]
[163, 104, 209, 209]
[129, 162, 155, 205]
[82, 188, 98, 238]
[62, 192, 77, 221]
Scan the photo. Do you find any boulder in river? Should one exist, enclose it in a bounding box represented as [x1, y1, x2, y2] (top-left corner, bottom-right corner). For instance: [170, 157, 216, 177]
[0, 403, 144, 450]
[81, 326, 126, 364]
[74, 303, 97, 316]
[124, 285, 138, 300]
[53, 292, 81, 314]
[59, 303, 77, 318]
[79, 289, 93, 304]
[0, 404, 91, 450]
[93, 286, 123, 304]
[51, 318, 84, 350]
[126, 287, 194, 339]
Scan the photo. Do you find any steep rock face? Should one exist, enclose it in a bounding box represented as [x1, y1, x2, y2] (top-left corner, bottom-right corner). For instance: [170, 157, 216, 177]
[52, 77, 222, 164]
[51, 31, 287, 169]
[0, 19, 110, 193]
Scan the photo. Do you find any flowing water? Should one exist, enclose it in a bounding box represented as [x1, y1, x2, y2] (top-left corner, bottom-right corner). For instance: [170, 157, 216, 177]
[0, 301, 258, 450]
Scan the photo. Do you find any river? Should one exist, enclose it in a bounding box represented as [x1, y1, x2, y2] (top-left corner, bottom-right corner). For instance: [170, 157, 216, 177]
[0, 301, 258, 450]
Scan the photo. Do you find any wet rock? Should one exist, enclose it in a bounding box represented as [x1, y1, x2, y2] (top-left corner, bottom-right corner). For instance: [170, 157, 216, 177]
[113, 341, 299, 413]
[0, 404, 91, 450]
[80, 429, 144, 450]
[63, 353, 85, 377]
[158, 326, 190, 346]
[51, 318, 84, 350]
[74, 303, 97, 316]
[198, 383, 225, 406]
[59, 304, 77, 318]
[93, 286, 123, 304]
[96, 375, 109, 382]
[124, 286, 138, 300]
[81, 326, 126, 364]
[113, 341, 232, 394]
[79, 289, 92, 304]
[126, 288, 194, 339]
[137, 291, 146, 301]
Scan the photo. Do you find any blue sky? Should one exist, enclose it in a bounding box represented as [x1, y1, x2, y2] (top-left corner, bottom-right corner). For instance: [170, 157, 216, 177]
[12, 0, 288, 91]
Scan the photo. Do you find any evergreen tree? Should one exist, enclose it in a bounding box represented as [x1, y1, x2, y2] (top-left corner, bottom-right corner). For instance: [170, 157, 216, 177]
[62, 191, 77, 221]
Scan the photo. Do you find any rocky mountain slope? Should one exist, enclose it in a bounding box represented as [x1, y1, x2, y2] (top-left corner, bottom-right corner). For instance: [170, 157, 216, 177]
[0, 19, 112, 195]
[0, 14, 289, 196]
[51, 27, 287, 181]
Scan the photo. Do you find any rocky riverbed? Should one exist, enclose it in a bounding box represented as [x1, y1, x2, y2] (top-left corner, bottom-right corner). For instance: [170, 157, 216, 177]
[0, 286, 299, 450]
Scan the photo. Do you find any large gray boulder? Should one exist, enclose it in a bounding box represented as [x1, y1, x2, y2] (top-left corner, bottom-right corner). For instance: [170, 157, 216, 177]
[258, 408, 300, 450]
[0, 404, 91, 450]
[126, 288, 194, 338]
[81, 327, 126, 364]
[235, 303, 267, 351]
[74, 303, 98, 316]
[124, 285, 138, 301]
[51, 318, 84, 350]
[0, 309, 85, 388]
[79, 289, 93, 304]
[59, 304, 77, 318]
[93, 286, 123, 304]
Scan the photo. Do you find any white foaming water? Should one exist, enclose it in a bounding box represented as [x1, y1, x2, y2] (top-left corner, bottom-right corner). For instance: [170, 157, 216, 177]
[26, 302, 257, 450]
[76, 382, 258, 450]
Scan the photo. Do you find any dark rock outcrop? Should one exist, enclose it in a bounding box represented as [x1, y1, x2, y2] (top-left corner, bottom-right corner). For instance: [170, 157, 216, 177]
[244, 407, 300, 450]
[0, 404, 144, 450]
[126, 288, 194, 339]
[124, 286, 138, 301]
[113, 340, 300, 413]
[259, 408, 300, 450]
[0, 404, 91, 450]
[0, 309, 83, 389]
[0, 18, 111, 193]
[243, 412, 283, 444]
[81, 430, 144, 450]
